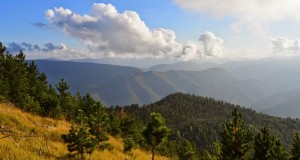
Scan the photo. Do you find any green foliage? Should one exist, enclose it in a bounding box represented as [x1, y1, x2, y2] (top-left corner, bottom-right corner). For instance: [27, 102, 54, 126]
[253, 127, 275, 160]
[123, 137, 136, 153]
[200, 141, 221, 160]
[142, 112, 170, 160]
[120, 113, 144, 146]
[220, 109, 253, 160]
[107, 107, 122, 136]
[87, 101, 109, 143]
[268, 139, 290, 160]
[291, 133, 300, 160]
[61, 125, 97, 159]
[175, 138, 197, 160]
[98, 142, 114, 151]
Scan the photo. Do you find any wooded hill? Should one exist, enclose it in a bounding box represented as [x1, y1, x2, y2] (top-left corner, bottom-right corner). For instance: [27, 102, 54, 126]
[124, 93, 300, 152]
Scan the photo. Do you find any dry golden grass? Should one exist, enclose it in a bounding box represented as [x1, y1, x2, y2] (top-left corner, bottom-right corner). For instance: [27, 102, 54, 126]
[0, 103, 169, 160]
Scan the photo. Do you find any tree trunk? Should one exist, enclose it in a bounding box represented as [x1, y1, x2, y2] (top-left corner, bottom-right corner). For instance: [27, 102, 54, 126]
[152, 146, 155, 160]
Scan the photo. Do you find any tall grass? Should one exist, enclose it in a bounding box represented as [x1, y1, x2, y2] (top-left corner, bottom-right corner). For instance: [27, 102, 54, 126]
[0, 103, 169, 160]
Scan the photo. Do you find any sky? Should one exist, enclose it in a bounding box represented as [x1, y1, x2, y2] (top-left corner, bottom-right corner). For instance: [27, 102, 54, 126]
[2, 0, 300, 64]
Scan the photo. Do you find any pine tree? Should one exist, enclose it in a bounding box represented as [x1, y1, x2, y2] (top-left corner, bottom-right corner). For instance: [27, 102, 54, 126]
[176, 138, 197, 160]
[123, 137, 136, 153]
[107, 108, 122, 136]
[2, 51, 28, 106]
[120, 113, 144, 145]
[55, 79, 75, 121]
[253, 127, 274, 160]
[61, 125, 97, 160]
[269, 139, 290, 160]
[62, 110, 97, 159]
[142, 112, 170, 160]
[81, 93, 96, 117]
[220, 109, 253, 160]
[253, 127, 290, 160]
[87, 102, 109, 145]
[291, 133, 300, 160]
[0, 42, 7, 100]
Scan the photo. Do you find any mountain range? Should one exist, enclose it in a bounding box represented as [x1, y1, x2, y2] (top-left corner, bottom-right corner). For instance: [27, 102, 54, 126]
[35, 57, 300, 118]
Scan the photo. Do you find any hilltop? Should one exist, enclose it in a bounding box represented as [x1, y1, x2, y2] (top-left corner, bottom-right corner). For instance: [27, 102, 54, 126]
[125, 93, 300, 151]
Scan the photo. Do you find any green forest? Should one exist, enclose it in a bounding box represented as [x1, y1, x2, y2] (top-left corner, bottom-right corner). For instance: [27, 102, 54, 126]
[1, 42, 300, 159]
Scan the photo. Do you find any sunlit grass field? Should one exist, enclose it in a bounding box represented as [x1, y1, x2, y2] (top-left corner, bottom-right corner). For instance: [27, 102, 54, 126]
[0, 103, 169, 160]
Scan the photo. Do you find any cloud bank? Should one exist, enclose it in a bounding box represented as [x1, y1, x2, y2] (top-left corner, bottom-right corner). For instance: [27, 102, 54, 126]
[175, 0, 300, 32]
[270, 36, 300, 55]
[7, 42, 66, 53]
[44, 3, 224, 60]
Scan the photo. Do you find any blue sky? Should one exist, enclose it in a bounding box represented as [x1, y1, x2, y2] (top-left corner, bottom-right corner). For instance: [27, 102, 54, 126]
[2, 0, 300, 62]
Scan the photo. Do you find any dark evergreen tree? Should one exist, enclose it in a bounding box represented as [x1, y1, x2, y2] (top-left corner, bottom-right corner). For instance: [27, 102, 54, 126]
[220, 109, 253, 160]
[3, 51, 29, 107]
[87, 102, 109, 145]
[253, 127, 290, 160]
[176, 138, 197, 160]
[120, 113, 144, 146]
[0, 43, 7, 100]
[55, 79, 75, 121]
[123, 137, 136, 153]
[291, 133, 300, 160]
[61, 125, 97, 160]
[107, 107, 122, 136]
[269, 139, 290, 160]
[253, 127, 275, 160]
[142, 112, 170, 160]
[39, 85, 62, 118]
[81, 93, 96, 117]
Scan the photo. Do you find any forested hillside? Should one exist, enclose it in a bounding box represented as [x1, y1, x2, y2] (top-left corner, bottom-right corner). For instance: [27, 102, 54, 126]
[125, 93, 300, 152]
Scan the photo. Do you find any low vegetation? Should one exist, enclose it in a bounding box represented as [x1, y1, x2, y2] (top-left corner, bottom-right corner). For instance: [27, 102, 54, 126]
[0, 103, 169, 160]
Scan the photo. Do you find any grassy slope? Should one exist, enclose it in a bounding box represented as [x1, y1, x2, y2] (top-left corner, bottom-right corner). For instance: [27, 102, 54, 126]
[0, 103, 168, 160]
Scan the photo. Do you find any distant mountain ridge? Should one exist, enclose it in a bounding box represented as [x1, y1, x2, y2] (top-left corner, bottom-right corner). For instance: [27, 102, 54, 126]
[35, 58, 300, 118]
[35, 60, 268, 107]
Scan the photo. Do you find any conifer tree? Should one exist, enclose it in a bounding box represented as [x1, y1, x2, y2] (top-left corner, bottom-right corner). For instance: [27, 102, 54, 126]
[55, 79, 75, 121]
[176, 138, 197, 160]
[142, 112, 170, 160]
[0, 42, 7, 99]
[253, 127, 274, 160]
[291, 133, 300, 160]
[87, 102, 109, 145]
[62, 125, 97, 160]
[253, 127, 290, 160]
[220, 109, 253, 160]
[107, 108, 122, 136]
[269, 139, 290, 160]
[123, 137, 136, 153]
[6, 51, 29, 106]
[62, 110, 97, 159]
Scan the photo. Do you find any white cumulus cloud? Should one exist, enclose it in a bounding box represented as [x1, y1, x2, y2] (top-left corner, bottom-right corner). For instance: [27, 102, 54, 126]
[45, 3, 185, 59]
[270, 36, 300, 55]
[199, 31, 224, 57]
[44, 3, 225, 60]
[174, 0, 300, 33]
